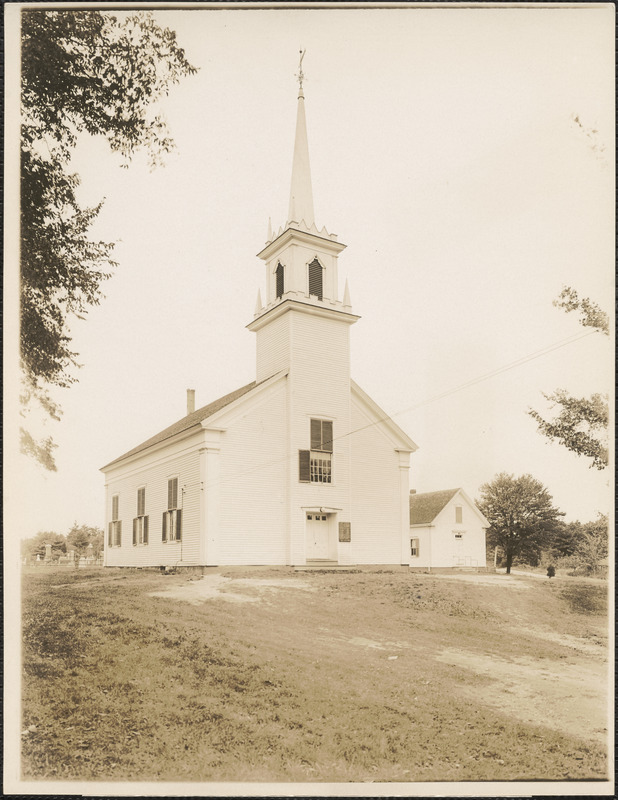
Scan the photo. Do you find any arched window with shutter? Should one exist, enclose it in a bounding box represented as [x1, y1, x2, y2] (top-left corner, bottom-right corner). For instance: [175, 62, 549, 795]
[275, 262, 284, 299]
[308, 258, 323, 300]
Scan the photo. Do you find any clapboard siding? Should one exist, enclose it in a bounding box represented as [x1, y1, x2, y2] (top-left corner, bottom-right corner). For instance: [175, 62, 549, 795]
[287, 309, 353, 563]
[104, 433, 202, 567]
[216, 381, 288, 564]
[256, 313, 290, 383]
[411, 494, 487, 568]
[350, 399, 401, 563]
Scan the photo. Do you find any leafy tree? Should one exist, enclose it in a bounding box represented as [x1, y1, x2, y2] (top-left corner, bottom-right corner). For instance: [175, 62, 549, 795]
[477, 473, 564, 574]
[20, 10, 197, 469]
[572, 513, 609, 574]
[67, 522, 104, 557]
[528, 287, 609, 470]
[23, 530, 67, 560]
[553, 286, 609, 335]
[528, 391, 608, 470]
[550, 520, 582, 559]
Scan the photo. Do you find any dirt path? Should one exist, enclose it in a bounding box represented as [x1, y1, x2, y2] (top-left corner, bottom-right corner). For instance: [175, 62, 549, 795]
[435, 646, 608, 744]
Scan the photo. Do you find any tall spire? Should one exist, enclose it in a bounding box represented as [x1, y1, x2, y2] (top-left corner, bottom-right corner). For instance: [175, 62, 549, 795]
[288, 50, 315, 228]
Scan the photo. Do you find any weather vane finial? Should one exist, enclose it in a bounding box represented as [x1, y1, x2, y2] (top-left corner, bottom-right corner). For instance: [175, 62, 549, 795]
[296, 49, 306, 91]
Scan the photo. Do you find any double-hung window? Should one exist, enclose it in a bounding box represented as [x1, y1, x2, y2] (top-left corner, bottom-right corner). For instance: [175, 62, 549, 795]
[299, 419, 333, 483]
[108, 494, 122, 547]
[133, 487, 149, 545]
[162, 477, 182, 542]
[410, 538, 420, 557]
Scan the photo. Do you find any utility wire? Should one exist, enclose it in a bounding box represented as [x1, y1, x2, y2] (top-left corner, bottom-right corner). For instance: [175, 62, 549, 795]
[199, 328, 596, 491]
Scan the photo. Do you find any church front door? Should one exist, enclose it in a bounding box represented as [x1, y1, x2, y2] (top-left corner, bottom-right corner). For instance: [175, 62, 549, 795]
[306, 512, 330, 559]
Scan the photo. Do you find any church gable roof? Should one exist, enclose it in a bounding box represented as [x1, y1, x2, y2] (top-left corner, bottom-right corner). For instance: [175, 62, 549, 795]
[409, 489, 460, 525]
[350, 380, 418, 452]
[101, 381, 257, 470]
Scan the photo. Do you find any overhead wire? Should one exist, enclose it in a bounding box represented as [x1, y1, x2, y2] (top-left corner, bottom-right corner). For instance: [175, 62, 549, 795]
[200, 328, 597, 491]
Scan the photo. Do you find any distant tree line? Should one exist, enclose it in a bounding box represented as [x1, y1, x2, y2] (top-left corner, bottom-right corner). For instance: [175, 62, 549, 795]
[22, 523, 104, 561]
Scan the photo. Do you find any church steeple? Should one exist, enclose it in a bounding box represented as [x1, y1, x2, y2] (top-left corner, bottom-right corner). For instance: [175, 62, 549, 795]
[250, 54, 359, 362]
[287, 50, 314, 228]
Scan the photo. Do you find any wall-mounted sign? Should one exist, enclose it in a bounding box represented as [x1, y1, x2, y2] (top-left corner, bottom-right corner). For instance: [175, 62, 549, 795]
[338, 522, 351, 542]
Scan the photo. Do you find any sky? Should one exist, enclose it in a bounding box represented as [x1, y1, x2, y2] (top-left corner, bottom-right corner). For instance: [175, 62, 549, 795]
[6, 3, 614, 542]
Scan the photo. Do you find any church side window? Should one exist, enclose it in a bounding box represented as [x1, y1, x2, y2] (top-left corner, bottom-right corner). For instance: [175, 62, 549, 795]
[133, 486, 149, 545]
[108, 494, 122, 547]
[275, 262, 284, 299]
[308, 258, 323, 300]
[162, 477, 182, 542]
[299, 419, 333, 483]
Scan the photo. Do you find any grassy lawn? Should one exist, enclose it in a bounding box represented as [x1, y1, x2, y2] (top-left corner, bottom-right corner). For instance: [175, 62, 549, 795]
[21, 567, 609, 783]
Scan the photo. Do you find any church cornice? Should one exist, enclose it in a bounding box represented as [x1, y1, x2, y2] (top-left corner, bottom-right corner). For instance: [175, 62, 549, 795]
[246, 297, 359, 333]
[257, 225, 346, 261]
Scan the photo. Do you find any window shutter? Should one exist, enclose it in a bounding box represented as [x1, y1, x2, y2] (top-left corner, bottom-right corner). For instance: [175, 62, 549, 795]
[143, 515, 149, 544]
[108, 522, 113, 547]
[116, 520, 122, 546]
[275, 263, 284, 298]
[132, 518, 137, 546]
[299, 450, 310, 482]
[176, 509, 182, 541]
[455, 506, 463, 524]
[168, 478, 178, 509]
[308, 259, 323, 300]
[310, 419, 322, 450]
[162, 511, 167, 541]
[112, 495, 118, 521]
[322, 420, 333, 452]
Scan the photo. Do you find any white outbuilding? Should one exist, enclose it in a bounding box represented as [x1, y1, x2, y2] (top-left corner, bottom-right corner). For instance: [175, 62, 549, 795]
[101, 77, 418, 569]
[409, 488, 489, 570]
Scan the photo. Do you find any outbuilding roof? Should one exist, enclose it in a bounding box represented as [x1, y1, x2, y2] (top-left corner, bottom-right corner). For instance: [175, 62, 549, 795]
[101, 380, 257, 470]
[409, 488, 460, 525]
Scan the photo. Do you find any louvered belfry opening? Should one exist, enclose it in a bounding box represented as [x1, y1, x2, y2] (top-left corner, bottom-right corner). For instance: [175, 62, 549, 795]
[308, 258, 323, 300]
[275, 262, 284, 299]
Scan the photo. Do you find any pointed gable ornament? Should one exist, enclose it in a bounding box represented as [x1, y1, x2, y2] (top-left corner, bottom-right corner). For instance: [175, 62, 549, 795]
[343, 278, 352, 309]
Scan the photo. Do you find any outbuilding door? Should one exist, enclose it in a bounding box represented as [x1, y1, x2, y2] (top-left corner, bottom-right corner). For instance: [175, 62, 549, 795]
[306, 513, 330, 559]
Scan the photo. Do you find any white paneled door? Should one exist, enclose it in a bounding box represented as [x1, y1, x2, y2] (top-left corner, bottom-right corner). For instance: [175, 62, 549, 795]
[306, 513, 330, 559]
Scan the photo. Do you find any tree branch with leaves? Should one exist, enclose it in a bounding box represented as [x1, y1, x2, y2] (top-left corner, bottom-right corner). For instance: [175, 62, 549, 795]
[20, 10, 197, 469]
[528, 287, 609, 470]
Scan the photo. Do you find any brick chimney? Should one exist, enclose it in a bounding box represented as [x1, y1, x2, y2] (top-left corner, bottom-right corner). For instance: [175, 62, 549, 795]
[187, 389, 195, 415]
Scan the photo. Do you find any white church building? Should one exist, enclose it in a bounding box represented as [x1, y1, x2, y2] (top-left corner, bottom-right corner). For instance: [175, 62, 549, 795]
[102, 76, 433, 569]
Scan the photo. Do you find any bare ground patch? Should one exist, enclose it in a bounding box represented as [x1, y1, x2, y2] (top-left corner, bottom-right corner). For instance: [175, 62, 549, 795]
[148, 574, 316, 604]
[436, 647, 609, 744]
